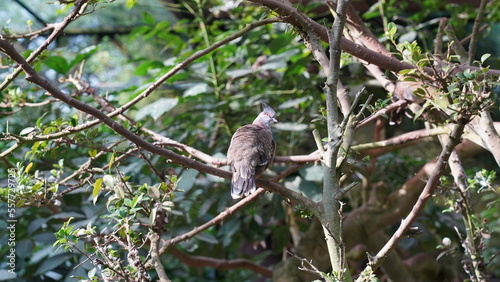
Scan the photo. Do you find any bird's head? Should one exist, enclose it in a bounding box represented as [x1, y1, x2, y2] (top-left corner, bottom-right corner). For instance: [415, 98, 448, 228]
[253, 102, 278, 129]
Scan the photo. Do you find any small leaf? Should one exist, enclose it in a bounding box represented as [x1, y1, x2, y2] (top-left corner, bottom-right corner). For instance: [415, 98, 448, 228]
[69, 114, 78, 127]
[142, 11, 155, 25]
[387, 22, 397, 38]
[413, 100, 430, 121]
[480, 53, 491, 64]
[108, 153, 115, 170]
[149, 207, 157, 227]
[103, 175, 114, 188]
[20, 127, 36, 135]
[463, 69, 473, 79]
[31, 182, 43, 191]
[162, 201, 174, 211]
[114, 184, 125, 199]
[125, 0, 137, 8]
[183, 83, 211, 97]
[88, 149, 98, 158]
[88, 268, 97, 278]
[148, 185, 160, 200]
[92, 179, 102, 205]
[25, 162, 33, 173]
[130, 194, 143, 209]
[36, 113, 47, 128]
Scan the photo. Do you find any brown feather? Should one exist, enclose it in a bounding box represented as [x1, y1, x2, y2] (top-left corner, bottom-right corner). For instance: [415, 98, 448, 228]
[227, 124, 276, 199]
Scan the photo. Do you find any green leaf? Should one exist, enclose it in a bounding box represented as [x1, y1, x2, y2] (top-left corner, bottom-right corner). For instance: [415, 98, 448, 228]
[148, 185, 160, 199]
[68, 46, 97, 70]
[89, 149, 98, 158]
[135, 98, 178, 121]
[125, 0, 136, 8]
[183, 83, 211, 97]
[413, 100, 430, 121]
[20, 127, 36, 135]
[31, 182, 43, 192]
[130, 194, 143, 209]
[134, 60, 165, 76]
[36, 113, 47, 128]
[108, 152, 115, 170]
[69, 114, 78, 127]
[93, 178, 102, 205]
[44, 56, 70, 74]
[480, 53, 491, 64]
[142, 11, 155, 25]
[387, 22, 397, 38]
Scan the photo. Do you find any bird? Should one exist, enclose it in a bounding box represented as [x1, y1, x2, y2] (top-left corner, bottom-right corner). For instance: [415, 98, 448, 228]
[227, 102, 277, 199]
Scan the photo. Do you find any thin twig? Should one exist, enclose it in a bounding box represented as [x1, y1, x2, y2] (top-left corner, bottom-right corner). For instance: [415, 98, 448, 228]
[467, 0, 488, 65]
[287, 251, 331, 280]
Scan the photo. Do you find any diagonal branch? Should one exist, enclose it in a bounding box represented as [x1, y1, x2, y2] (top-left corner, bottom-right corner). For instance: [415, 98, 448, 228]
[0, 17, 280, 160]
[168, 247, 273, 277]
[249, 0, 500, 76]
[365, 121, 467, 271]
[0, 0, 91, 92]
[0, 33, 317, 213]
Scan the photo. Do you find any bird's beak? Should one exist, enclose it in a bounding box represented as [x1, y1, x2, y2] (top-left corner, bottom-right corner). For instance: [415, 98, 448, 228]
[273, 118, 278, 123]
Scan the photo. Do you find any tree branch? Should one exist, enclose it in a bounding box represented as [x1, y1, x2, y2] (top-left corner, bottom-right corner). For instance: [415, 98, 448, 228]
[168, 247, 273, 277]
[366, 121, 467, 271]
[249, 0, 500, 76]
[467, 0, 488, 65]
[0, 17, 281, 160]
[0, 0, 91, 92]
[150, 231, 170, 282]
[0, 36, 315, 209]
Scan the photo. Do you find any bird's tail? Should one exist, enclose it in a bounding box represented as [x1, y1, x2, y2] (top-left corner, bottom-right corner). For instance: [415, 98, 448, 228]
[230, 167, 256, 199]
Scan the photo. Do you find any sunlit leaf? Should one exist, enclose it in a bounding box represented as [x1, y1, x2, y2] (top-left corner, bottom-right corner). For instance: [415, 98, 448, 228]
[183, 83, 211, 97]
[92, 179, 102, 205]
[135, 98, 178, 121]
[20, 127, 36, 135]
[25, 162, 33, 173]
[480, 53, 491, 64]
[89, 149, 98, 158]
